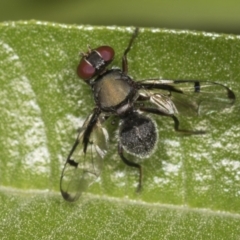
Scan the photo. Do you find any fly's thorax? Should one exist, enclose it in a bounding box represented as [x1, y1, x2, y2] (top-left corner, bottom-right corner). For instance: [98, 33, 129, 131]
[92, 69, 137, 113]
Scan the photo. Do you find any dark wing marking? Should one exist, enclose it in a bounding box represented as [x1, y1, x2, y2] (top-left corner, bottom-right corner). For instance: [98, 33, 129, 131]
[137, 79, 235, 116]
[60, 113, 108, 202]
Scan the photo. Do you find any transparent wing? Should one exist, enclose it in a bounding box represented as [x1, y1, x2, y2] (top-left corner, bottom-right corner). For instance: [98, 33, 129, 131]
[60, 113, 108, 202]
[138, 79, 235, 115]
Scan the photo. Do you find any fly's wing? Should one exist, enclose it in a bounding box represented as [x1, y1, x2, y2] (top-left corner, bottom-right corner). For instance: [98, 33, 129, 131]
[60, 114, 108, 202]
[139, 91, 179, 115]
[138, 79, 235, 116]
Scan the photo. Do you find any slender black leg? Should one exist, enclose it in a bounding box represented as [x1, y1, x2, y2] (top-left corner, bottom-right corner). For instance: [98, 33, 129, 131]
[140, 107, 205, 134]
[118, 142, 142, 192]
[122, 28, 139, 74]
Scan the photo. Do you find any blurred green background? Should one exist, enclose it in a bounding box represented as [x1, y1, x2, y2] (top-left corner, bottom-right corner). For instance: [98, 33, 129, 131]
[1, 0, 240, 34]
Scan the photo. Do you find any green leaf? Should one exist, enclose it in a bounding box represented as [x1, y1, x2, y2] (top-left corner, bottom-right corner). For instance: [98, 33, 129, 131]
[0, 21, 240, 239]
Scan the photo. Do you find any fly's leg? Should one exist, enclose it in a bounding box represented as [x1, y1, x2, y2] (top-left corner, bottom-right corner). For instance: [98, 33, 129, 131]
[140, 107, 205, 134]
[122, 28, 139, 74]
[118, 142, 142, 192]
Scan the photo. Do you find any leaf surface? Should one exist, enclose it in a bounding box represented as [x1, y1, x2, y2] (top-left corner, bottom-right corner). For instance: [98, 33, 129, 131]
[0, 21, 240, 239]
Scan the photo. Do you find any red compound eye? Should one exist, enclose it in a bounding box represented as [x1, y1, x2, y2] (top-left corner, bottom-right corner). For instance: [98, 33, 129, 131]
[77, 46, 114, 81]
[96, 46, 115, 62]
[77, 58, 95, 80]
